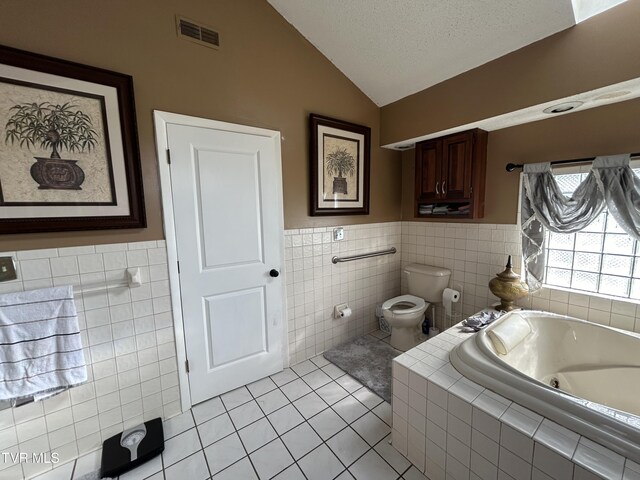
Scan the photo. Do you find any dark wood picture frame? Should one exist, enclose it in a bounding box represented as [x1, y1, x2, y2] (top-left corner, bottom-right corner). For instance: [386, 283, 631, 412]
[309, 114, 370, 216]
[0, 45, 146, 234]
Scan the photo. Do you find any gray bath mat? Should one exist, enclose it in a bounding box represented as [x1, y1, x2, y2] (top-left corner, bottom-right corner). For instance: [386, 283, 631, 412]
[323, 334, 401, 403]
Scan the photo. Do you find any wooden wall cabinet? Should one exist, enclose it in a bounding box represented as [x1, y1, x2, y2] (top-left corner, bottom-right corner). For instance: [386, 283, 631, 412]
[415, 128, 487, 219]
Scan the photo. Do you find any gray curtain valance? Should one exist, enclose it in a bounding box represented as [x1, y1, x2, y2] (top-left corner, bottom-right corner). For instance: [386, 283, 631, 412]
[521, 154, 640, 290]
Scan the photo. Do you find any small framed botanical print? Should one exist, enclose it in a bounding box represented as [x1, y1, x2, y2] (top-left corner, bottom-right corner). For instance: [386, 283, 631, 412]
[309, 114, 370, 216]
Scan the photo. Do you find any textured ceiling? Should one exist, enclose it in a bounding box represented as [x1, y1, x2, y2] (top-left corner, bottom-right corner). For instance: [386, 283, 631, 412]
[267, 0, 576, 106]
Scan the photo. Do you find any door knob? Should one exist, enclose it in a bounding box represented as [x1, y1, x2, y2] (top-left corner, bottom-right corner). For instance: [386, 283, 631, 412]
[269, 269, 280, 278]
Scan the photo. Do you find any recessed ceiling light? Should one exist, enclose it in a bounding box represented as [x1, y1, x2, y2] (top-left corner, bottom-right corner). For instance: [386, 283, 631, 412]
[543, 101, 584, 114]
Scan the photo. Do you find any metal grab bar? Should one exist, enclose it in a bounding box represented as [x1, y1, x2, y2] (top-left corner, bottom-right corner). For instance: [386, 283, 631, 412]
[332, 247, 397, 264]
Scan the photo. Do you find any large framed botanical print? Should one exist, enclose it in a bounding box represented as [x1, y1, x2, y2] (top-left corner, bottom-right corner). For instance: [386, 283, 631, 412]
[309, 114, 370, 216]
[0, 45, 145, 233]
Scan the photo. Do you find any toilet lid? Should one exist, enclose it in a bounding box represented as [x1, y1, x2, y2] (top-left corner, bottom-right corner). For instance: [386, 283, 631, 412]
[381, 295, 427, 315]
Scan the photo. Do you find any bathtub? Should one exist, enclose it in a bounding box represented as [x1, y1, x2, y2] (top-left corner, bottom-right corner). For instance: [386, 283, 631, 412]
[449, 310, 640, 463]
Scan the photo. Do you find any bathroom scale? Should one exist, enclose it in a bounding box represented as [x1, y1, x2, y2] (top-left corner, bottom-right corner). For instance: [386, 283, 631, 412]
[101, 417, 164, 478]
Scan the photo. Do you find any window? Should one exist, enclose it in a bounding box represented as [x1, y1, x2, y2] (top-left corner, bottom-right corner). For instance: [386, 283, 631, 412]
[571, 0, 627, 24]
[543, 162, 640, 300]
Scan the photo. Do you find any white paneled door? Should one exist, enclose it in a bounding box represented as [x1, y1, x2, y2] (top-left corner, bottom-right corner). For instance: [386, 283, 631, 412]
[166, 121, 284, 405]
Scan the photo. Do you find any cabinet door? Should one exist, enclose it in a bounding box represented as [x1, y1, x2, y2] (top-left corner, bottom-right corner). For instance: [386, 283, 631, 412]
[441, 132, 473, 199]
[415, 140, 442, 201]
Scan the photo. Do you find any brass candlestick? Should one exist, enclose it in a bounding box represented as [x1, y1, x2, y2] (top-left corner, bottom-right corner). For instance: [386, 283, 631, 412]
[488, 255, 529, 311]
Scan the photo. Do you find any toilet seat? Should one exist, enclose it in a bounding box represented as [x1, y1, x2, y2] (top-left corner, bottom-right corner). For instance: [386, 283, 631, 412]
[382, 294, 427, 315]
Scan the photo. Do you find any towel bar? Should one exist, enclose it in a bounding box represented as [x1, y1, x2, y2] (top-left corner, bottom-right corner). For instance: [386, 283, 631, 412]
[75, 267, 143, 294]
[332, 247, 397, 264]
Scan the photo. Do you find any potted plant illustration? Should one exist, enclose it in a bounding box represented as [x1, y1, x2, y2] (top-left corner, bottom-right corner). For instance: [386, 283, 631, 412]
[4, 101, 98, 190]
[325, 146, 356, 195]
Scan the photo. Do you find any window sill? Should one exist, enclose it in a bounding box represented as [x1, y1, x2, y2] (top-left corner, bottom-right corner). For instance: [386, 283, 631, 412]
[540, 283, 640, 307]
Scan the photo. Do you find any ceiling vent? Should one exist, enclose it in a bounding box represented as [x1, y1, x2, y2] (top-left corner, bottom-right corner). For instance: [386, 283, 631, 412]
[176, 16, 220, 49]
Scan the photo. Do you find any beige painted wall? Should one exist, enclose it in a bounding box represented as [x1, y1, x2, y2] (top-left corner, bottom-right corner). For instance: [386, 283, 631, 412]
[381, 1, 640, 146]
[401, 98, 640, 224]
[0, 0, 401, 251]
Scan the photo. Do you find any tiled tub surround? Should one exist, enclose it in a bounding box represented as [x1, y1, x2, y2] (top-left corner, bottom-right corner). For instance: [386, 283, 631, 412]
[401, 221, 640, 335]
[391, 325, 640, 480]
[0, 241, 180, 479]
[284, 222, 402, 364]
[451, 309, 640, 463]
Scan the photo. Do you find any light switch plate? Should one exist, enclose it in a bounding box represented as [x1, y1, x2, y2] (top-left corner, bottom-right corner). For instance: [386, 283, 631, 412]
[0, 257, 17, 282]
[333, 228, 344, 241]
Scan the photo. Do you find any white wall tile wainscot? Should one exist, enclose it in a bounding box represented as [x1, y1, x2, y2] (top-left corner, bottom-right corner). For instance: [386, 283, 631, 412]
[0, 241, 179, 479]
[391, 327, 640, 480]
[401, 221, 640, 334]
[284, 222, 402, 364]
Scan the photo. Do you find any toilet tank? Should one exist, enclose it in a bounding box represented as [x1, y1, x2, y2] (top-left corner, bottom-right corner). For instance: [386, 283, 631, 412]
[404, 263, 451, 303]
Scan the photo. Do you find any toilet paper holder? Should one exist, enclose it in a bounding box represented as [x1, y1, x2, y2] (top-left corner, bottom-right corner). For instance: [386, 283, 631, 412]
[443, 287, 460, 316]
[334, 303, 352, 319]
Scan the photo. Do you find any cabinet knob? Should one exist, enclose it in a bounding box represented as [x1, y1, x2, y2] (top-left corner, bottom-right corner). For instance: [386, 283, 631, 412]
[269, 269, 280, 278]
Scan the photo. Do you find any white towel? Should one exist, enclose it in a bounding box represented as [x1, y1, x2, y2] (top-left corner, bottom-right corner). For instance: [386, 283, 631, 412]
[487, 313, 532, 355]
[0, 286, 87, 404]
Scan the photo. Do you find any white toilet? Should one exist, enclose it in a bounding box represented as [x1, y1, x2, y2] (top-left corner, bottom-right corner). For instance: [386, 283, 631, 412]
[382, 263, 451, 351]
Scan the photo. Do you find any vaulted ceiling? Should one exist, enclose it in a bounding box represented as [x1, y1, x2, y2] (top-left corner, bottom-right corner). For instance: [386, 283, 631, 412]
[267, 0, 625, 106]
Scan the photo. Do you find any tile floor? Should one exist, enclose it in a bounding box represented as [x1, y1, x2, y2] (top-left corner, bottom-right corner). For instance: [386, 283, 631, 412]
[38, 331, 426, 480]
